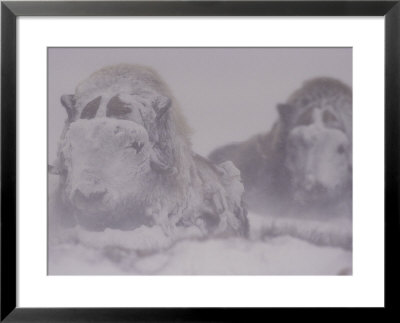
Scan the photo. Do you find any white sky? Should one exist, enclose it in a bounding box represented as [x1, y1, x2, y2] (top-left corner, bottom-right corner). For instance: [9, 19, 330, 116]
[48, 47, 351, 161]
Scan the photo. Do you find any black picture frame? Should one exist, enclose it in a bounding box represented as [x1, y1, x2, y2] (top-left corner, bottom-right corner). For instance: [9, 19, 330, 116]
[1, 1, 399, 321]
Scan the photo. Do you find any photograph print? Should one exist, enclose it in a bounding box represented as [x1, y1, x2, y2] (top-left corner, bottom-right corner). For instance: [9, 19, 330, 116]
[48, 47, 352, 275]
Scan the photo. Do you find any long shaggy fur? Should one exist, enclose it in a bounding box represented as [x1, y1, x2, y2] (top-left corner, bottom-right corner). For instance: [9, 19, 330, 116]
[209, 77, 352, 216]
[51, 64, 248, 237]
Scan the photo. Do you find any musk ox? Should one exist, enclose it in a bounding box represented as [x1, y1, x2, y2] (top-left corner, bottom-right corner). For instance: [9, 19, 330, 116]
[209, 77, 352, 217]
[49, 64, 248, 236]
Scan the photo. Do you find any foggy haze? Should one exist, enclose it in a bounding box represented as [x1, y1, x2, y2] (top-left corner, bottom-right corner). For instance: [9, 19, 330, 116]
[48, 48, 353, 275]
[48, 47, 351, 161]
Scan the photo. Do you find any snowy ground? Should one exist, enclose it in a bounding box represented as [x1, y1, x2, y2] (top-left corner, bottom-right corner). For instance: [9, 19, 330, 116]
[48, 203, 352, 275]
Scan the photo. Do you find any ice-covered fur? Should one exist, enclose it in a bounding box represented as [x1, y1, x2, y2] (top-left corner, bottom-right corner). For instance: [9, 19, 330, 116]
[209, 78, 352, 217]
[51, 64, 248, 236]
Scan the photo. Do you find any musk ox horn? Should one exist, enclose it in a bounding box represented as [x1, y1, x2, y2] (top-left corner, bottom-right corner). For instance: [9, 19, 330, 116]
[61, 94, 77, 122]
[48, 164, 59, 175]
[48, 163, 67, 176]
[277, 103, 293, 123]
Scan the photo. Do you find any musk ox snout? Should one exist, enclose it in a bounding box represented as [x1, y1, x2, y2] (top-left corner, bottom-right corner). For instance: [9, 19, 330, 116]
[60, 118, 152, 217]
[287, 125, 351, 204]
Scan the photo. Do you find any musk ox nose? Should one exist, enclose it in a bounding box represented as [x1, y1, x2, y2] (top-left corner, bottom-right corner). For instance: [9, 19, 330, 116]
[72, 189, 107, 207]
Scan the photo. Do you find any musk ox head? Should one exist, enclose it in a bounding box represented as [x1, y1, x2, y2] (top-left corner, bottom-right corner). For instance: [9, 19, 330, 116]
[54, 64, 195, 231]
[277, 78, 352, 207]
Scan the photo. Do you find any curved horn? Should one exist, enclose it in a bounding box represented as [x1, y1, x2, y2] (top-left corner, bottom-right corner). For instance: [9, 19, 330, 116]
[61, 94, 77, 122]
[48, 164, 59, 175]
[48, 163, 67, 176]
[277, 103, 293, 120]
[277, 103, 293, 124]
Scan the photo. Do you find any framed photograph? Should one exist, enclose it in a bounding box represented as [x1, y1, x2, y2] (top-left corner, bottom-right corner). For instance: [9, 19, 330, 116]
[1, 0, 399, 321]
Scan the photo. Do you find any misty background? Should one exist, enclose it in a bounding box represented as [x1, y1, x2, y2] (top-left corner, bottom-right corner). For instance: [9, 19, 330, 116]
[48, 47, 351, 162]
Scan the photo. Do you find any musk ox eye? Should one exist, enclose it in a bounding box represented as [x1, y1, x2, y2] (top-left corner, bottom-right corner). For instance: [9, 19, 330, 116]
[337, 144, 345, 154]
[107, 95, 132, 118]
[323, 110, 338, 125]
[81, 96, 101, 119]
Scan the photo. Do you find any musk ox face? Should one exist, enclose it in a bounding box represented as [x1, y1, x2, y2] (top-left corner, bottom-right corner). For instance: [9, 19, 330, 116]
[285, 124, 351, 205]
[56, 65, 185, 231]
[278, 79, 352, 208]
[60, 119, 153, 231]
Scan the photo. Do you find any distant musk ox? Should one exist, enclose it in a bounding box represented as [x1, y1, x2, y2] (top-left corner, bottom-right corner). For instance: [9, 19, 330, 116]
[50, 64, 248, 236]
[209, 78, 352, 216]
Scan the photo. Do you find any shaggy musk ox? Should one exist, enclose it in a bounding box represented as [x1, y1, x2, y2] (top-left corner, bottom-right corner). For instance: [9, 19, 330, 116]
[50, 64, 248, 236]
[209, 78, 352, 217]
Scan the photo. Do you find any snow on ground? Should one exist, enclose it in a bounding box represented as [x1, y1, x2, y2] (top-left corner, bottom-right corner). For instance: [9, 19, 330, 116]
[48, 210, 352, 275]
[249, 213, 352, 251]
[49, 169, 352, 275]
